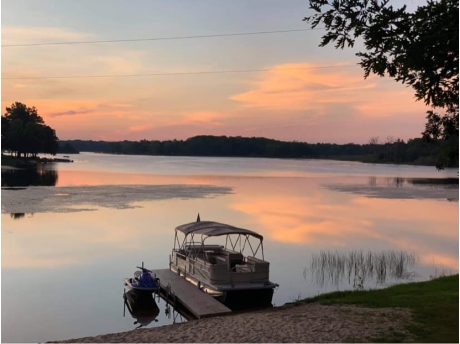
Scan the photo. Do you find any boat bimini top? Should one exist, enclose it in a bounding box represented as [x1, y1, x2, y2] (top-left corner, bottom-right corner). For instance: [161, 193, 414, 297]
[174, 221, 265, 260]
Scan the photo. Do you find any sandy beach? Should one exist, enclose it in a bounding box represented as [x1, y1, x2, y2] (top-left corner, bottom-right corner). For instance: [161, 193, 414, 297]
[53, 302, 413, 343]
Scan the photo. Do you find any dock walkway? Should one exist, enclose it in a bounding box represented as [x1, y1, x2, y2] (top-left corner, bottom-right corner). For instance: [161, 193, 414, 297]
[152, 269, 232, 319]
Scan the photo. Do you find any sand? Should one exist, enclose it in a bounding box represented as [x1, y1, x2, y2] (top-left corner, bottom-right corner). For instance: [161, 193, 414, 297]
[54, 302, 414, 343]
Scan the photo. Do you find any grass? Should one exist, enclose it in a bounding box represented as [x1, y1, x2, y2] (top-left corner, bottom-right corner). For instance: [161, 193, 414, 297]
[298, 274, 459, 343]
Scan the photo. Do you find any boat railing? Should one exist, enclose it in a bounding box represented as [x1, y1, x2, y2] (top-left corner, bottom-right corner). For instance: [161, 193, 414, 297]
[194, 257, 213, 271]
[185, 244, 223, 252]
[174, 250, 187, 260]
[183, 242, 202, 256]
[173, 248, 270, 281]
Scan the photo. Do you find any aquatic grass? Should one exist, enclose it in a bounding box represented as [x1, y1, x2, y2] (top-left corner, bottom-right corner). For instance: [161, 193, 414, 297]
[430, 267, 453, 280]
[297, 274, 459, 343]
[310, 250, 418, 289]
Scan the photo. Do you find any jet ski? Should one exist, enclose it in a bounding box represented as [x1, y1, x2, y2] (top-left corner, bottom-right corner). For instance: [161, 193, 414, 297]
[123, 262, 160, 293]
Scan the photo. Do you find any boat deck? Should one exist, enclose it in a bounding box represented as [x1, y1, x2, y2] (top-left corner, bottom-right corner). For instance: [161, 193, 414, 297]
[151, 269, 232, 319]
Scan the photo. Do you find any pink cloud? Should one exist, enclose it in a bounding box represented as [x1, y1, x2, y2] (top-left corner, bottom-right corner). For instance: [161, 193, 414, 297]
[230, 63, 429, 118]
[171, 111, 226, 126]
[1, 57, 432, 143]
[129, 125, 153, 132]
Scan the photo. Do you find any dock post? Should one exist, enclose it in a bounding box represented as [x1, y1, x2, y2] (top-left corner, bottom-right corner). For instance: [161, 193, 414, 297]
[123, 288, 126, 317]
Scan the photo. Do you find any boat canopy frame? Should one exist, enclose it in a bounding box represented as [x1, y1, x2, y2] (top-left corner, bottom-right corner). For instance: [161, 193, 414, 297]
[173, 221, 265, 260]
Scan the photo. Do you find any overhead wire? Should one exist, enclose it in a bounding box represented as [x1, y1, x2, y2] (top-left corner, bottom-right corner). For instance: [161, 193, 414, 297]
[3, 27, 346, 81]
[2, 64, 358, 80]
[2, 28, 324, 47]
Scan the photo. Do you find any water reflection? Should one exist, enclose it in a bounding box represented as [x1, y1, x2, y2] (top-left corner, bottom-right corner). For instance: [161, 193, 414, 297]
[1, 166, 58, 187]
[122, 288, 189, 330]
[309, 250, 418, 290]
[368, 176, 459, 188]
[385, 177, 405, 187]
[9, 213, 30, 220]
[164, 302, 188, 324]
[409, 178, 459, 186]
[123, 290, 160, 329]
[327, 176, 459, 201]
[1, 156, 458, 342]
[368, 176, 377, 187]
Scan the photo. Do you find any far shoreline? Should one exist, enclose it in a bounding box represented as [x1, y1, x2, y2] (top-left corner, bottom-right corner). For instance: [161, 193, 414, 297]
[7, 150, 458, 170]
[1, 154, 74, 168]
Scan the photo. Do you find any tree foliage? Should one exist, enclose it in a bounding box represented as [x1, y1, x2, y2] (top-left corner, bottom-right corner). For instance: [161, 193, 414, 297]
[2, 102, 59, 157]
[303, 0, 459, 168]
[60, 135, 458, 167]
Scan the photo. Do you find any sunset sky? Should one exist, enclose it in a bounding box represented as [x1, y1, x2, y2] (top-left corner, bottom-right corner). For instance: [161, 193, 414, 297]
[2, 0, 431, 143]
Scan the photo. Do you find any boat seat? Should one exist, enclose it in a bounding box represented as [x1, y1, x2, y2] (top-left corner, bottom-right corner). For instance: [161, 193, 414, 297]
[235, 264, 254, 272]
[195, 256, 211, 267]
[207, 256, 217, 264]
[215, 255, 228, 265]
[230, 258, 244, 269]
[247, 256, 268, 264]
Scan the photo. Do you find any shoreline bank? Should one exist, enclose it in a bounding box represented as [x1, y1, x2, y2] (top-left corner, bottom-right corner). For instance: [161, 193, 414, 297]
[50, 275, 458, 343]
[50, 302, 413, 343]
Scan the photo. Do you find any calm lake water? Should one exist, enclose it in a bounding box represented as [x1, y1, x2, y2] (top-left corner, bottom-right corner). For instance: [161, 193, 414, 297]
[2, 153, 458, 342]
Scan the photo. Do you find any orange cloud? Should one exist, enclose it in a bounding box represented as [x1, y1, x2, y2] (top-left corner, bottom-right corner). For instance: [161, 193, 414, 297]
[1, 25, 94, 45]
[230, 63, 429, 117]
[129, 125, 153, 132]
[230, 63, 367, 110]
[1, 99, 98, 118]
[1, 53, 431, 142]
[0, 98, 146, 140]
[109, 103, 134, 108]
[171, 111, 226, 126]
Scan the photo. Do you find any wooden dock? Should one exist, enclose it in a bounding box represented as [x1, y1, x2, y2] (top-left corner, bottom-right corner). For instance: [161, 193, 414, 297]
[152, 269, 232, 319]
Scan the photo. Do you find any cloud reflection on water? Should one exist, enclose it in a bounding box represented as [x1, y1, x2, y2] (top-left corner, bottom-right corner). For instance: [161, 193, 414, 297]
[2, 157, 457, 344]
[228, 177, 458, 271]
[2, 172, 457, 274]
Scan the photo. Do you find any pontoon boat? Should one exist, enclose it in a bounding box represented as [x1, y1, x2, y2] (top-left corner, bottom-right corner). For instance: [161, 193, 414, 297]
[169, 217, 278, 309]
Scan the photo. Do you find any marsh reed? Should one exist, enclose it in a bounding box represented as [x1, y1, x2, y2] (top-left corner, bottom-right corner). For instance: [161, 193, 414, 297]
[310, 250, 418, 289]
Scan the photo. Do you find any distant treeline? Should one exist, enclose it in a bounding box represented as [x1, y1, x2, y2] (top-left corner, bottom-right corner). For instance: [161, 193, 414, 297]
[59, 135, 459, 167]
